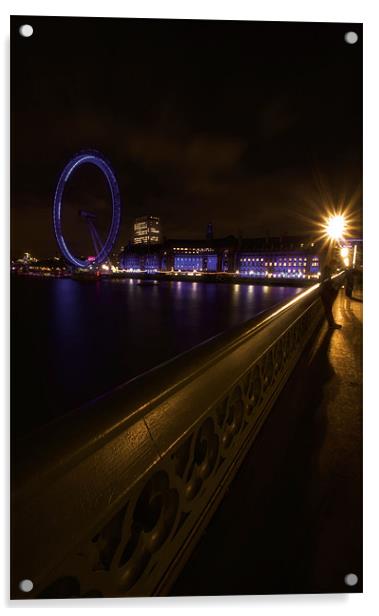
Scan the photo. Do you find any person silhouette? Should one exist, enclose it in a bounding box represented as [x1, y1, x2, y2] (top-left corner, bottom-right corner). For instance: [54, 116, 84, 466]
[320, 263, 342, 329]
[345, 267, 354, 299]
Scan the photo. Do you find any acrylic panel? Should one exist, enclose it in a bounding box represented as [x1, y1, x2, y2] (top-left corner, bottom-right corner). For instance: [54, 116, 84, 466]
[11, 16, 363, 599]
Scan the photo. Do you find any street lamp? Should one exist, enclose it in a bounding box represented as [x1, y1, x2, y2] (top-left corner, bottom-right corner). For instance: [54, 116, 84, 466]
[340, 247, 350, 268]
[325, 214, 346, 242]
[321, 213, 350, 273]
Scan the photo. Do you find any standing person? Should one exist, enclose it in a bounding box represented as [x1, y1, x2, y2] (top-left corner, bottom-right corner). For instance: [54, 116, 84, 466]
[345, 267, 354, 298]
[320, 263, 342, 329]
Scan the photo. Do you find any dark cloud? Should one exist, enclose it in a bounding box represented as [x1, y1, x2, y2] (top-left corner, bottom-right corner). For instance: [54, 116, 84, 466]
[11, 17, 362, 257]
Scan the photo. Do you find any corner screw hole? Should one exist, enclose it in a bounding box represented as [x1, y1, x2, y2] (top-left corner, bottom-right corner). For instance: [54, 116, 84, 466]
[344, 31, 358, 45]
[344, 572, 358, 587]
[19, 24, 34, 38]
[19, 578, 34, 593]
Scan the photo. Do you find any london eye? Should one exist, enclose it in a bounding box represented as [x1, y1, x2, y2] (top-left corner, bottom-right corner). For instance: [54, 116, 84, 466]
[53, 150, 121, 268]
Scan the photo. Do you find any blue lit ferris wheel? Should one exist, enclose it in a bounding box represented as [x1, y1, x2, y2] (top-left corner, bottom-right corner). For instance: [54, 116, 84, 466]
[53, 150, 121, 268]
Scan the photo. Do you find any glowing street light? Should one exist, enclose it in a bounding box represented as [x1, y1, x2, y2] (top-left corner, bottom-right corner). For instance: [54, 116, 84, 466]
[325, 214, 346, 242]
[340, 245, 350, 268]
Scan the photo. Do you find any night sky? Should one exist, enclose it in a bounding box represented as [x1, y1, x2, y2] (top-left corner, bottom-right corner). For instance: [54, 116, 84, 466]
[11, 17, 362, 258]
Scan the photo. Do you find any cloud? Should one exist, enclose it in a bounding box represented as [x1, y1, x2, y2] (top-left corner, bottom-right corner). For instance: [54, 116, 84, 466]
[125, 131, 247, 176]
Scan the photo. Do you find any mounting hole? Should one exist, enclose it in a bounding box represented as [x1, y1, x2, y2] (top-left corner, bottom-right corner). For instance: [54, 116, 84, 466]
[19, 24, 34, 38]
[344, 31, 358, 45]
[19, 578, 34, 593]
[344, 572, 358, 587]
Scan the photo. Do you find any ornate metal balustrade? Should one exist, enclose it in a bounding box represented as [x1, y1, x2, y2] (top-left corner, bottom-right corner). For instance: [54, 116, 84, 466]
[11, 275, 343, 599]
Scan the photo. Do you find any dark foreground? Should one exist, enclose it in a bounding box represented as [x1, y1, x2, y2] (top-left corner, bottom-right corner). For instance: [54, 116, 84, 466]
[172, 289, 363, 595]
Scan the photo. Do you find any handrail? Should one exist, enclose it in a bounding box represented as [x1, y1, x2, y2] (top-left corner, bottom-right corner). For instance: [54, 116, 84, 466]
[13, 281, 319, 484]
[11, 273, 344, 599]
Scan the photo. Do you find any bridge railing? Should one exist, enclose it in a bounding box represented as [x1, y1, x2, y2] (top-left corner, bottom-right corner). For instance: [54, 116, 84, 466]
[11, 274, 344, 599]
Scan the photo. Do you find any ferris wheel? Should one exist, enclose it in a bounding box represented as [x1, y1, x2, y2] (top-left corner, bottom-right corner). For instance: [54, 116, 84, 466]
[53, 150, 121, 268]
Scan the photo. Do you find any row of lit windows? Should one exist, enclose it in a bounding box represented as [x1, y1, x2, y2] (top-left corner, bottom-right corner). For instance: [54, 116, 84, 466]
[134, 231, 159, 235]
[134, 226, 160, 233]
[172, 247, 214, 253]
[134, 218, 159, 224]
[240, 262, 308, 268]
[174, 256, 217, 262]
[240, 257, 308, 263]
[134, 237, 160, 243]
[238, 271, 320, 279]
[240, 266, 307, 273]
[134, 231, 160, 237]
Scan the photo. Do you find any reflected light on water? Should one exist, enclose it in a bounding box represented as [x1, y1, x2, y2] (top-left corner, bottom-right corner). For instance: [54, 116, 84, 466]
[13, 277, 303, 438]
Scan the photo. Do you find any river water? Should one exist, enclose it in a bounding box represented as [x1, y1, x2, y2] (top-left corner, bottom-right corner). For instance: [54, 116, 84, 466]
[12, 276, 302, 439]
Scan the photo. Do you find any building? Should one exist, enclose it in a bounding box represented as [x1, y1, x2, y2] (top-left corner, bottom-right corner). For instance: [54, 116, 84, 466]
[162, 239, 219, 272]
[120, 234, 322, 279]
[120, 242, 161, 272]
[133, 216, 161, 245]
[236, 237, 321, 280]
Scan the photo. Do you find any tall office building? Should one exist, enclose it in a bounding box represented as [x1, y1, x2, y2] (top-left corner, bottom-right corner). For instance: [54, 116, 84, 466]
[133, 216, 161, 245]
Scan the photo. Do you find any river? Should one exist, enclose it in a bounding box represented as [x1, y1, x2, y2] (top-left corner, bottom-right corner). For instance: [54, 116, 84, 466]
[11, 276, 302, 439]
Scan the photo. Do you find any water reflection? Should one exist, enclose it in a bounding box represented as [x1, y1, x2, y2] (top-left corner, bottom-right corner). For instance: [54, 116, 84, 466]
[12, 277, 302, 437]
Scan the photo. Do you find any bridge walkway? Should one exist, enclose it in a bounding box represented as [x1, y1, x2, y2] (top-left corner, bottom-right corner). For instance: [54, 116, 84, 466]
[171, 288, 363, 596]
